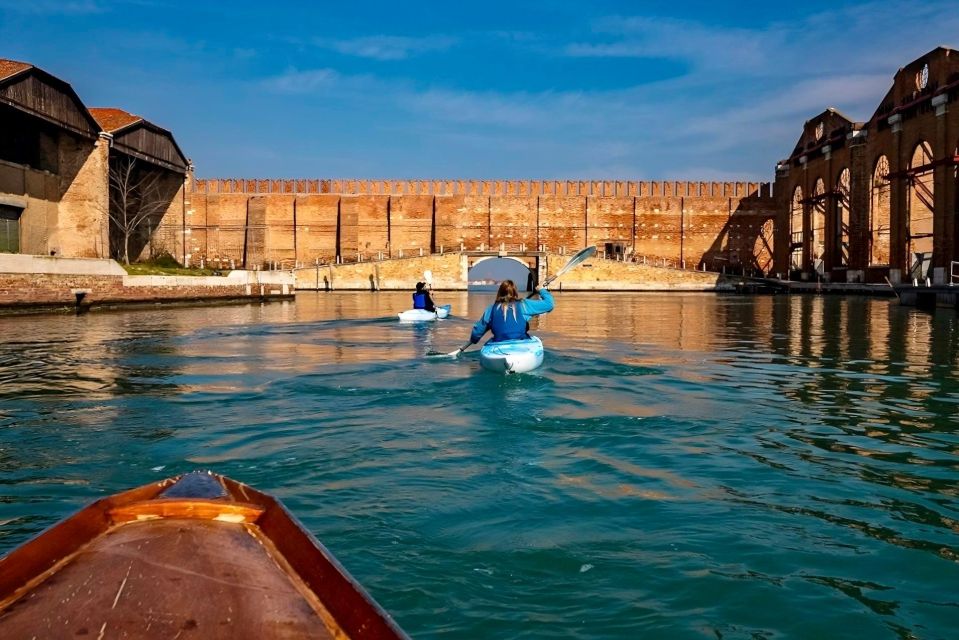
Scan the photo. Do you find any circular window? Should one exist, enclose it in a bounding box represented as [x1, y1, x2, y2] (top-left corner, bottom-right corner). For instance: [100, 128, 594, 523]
[917, 63, 929, 90]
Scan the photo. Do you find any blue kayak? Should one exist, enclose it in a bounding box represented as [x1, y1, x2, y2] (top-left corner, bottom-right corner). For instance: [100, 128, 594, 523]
[479, 336, 544, 373]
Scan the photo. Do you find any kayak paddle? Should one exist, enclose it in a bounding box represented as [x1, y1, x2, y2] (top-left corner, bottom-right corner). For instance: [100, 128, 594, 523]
[540, 245, 597, 289]
[422, 269, 444, 318]
[426, 340, 474, 358]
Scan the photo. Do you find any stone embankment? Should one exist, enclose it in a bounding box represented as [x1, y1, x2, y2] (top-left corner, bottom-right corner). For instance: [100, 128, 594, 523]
[0, 255, 293, 314]
[293, 253, 736, 291]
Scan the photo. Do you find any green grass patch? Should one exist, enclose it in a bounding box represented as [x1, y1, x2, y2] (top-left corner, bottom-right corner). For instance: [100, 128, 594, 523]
[122, 263, 220, 277]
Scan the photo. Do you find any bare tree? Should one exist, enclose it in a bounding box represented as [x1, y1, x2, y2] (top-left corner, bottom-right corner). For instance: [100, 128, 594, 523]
[108, 156, 171, 265]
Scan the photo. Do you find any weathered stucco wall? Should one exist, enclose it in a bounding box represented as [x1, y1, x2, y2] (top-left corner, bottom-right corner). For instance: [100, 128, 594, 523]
[0, 159, 59, 255]
[56, 134, 109, 258]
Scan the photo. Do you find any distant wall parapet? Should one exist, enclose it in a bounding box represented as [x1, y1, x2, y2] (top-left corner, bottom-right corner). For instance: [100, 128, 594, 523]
[193, 178, 773, 199]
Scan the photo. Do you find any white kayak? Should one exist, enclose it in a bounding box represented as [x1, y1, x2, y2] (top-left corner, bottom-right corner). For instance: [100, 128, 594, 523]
[398, 304, 451, 322]
[479, 336, 544, 374]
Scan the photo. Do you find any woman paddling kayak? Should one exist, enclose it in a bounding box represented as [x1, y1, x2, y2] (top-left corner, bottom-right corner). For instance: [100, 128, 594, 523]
[469, 279, 554, 345]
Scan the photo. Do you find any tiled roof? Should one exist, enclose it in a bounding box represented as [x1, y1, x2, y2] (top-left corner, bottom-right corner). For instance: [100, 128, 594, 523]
[0, 59, 32, 81]
[89, 107, 143, 133]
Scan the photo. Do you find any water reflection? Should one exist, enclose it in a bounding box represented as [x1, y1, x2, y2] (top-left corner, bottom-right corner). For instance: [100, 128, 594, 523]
[0, 292, 957, 639]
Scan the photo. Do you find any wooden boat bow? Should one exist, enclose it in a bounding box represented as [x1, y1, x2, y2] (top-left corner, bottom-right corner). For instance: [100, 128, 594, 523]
[0, 472, 409, 639]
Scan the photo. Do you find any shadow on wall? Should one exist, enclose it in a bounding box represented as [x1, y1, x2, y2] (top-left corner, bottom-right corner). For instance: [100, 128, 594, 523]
[699, 190, 775, 277]
[108, 159, 182, 264]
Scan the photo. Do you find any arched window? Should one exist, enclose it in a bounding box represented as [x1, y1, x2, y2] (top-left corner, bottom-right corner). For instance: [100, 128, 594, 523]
[836, 168, 850, 267]
[790, 186, 803, 272]
[908, 141, 934, 279]
[869, 156, 891, 265]
[811, 178, 826, 274]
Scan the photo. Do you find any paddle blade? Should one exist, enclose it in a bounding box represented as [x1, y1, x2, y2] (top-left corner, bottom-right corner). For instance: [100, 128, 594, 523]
[543, 245, 597, 287]
[424, 269, 433, 287]
[426, 341, 472, 358]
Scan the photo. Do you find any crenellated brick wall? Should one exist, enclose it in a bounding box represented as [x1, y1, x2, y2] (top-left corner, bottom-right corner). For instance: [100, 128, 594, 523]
[186, 179, 777, 275]
[194, 179, 770, 198]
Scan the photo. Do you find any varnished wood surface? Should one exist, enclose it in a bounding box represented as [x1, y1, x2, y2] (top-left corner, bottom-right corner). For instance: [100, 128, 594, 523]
[0, 519, 338, 639]
[108, 498, 264, 524]
[0, 473, 409, 640]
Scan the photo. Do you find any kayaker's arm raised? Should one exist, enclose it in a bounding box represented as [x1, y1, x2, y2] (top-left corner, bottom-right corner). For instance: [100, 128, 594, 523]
[521, 287, 554, 319]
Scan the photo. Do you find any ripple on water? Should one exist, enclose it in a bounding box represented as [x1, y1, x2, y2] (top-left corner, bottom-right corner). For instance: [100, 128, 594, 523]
[0, 293, 957, 639]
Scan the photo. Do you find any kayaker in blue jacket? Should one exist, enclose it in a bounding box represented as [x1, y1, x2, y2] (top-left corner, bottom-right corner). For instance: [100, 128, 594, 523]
[412, 282, 436, 312]
[470, 279, 554, 344]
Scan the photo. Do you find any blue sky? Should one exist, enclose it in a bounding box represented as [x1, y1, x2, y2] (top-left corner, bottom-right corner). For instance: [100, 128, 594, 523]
[1, 0, 956, 181]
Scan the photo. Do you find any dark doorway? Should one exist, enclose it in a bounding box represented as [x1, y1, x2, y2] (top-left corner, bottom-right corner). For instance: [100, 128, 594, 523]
[0, 205, 22, 253]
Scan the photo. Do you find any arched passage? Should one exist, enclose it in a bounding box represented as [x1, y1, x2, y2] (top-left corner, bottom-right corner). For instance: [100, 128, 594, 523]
[908, 141, 934, 279]
[870, 155, 891, 266]
[790, 186, 803, 274]
[811, 178, 826, 275]
[468, 256, 536, 291]
[836, 168, 850, 267]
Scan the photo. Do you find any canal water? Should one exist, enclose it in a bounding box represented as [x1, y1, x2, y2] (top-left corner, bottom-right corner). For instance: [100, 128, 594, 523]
[1, 292, 957, 639]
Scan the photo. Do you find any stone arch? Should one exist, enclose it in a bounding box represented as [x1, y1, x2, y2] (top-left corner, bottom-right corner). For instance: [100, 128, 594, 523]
[907, 140, 934, 279]
[468, 256, 538, 290]
[869, 155, 891, 266]
[811, 178, 826, 275]
[469, 255, 535, 269]
[790, 186, 803, 273]
[836, 168, 850, 267]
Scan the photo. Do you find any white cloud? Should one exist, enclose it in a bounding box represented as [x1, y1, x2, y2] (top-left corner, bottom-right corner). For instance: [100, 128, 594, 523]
[572, 15, 777, 73]
[398, 88, 564, 127]
[313, 35, 457, 61]
[34, 0, 953, 179]
[263, 68, 341, 94]
[0, 0, 105, 13]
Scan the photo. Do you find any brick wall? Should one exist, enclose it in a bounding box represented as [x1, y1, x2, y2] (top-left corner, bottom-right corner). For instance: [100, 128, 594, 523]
[0, 273, 289, 310]
[191, 179, 777, 273]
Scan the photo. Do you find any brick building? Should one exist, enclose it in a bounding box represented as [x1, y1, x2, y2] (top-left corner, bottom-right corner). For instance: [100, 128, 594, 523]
[775, 46, 959, 284]
[0, 59, 188, 262]
[89, 108, 189, 263]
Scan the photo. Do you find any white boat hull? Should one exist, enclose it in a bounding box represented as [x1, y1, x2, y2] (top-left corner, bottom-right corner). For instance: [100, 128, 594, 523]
[479, 336, 544, 374]
[397, 304, 450, 322]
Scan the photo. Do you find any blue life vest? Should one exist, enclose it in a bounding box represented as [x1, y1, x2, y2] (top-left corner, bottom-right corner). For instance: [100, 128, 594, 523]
[489, 302, 528, 341]
[412, 292, 427, 309]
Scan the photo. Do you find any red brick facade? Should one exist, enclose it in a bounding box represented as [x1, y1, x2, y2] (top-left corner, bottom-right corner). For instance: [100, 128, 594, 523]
[186, 180, 777, 275]
[775, 46, 959, 284]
